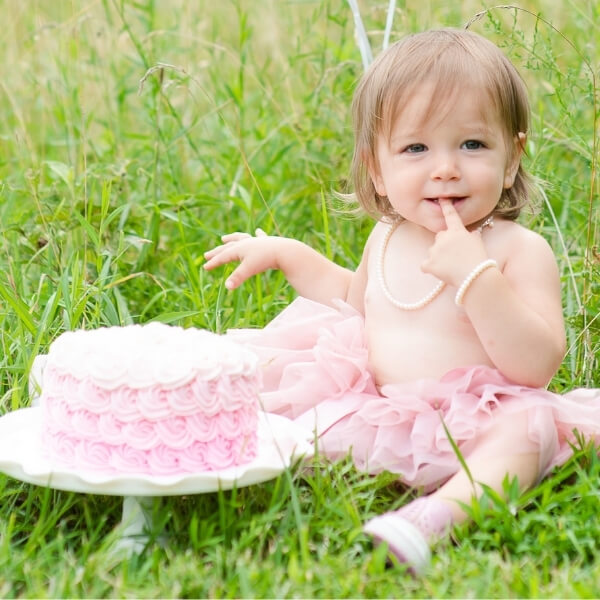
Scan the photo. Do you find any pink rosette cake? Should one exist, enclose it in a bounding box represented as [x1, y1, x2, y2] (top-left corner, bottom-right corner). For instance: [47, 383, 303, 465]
[40, 323, 260, 475]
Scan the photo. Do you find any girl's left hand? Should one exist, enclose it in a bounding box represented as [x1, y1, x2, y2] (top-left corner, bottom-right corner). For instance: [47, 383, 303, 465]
[421, 199, 490, 287]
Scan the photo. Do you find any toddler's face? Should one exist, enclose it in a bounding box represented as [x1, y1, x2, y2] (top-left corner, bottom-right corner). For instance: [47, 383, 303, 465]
[369, 83, 522, 232]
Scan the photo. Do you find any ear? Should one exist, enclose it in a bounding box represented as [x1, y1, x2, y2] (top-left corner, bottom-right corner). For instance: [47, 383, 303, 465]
[504, 132, 526, 188]
[367, 160, 387, 197]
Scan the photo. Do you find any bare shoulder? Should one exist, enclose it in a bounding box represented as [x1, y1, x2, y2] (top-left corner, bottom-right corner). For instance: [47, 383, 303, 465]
[490, 219, 557, 268]
[366, 219, 390, 241]
[360, 220, 388, 259]
[489, 221, 562, 314]
[345, 221, 382, 313]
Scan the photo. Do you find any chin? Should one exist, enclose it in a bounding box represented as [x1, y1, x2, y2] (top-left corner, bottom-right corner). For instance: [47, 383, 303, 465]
[421, 222, 446, 234]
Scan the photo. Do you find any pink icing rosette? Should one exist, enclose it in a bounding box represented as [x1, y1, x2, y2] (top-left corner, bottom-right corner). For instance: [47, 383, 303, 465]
[44, 398, 72, 434]
[122, 420, 160, 450]
[97, 412, 125, 445]
[189, 379, 222, 417]
[79, 378, 111, 413]
[214, 378, 244, 412]
[111, 445, 149, 473]
[154, 417, 194, 449]
[229, 375, 260, 410]
[177, 441, 210, 472]
[44, 431, 77, 466]
[59, 373, 84, 410]
[109, 387, 140, 423]
[222, 406, 258, 437]
[70, 410, 100, 440]
[136, 388, 172, 421]
[202, 435, 235, 470]
[231, 433, 258, 463]
[146, 445, 182, 475]
[216, 410, 242, 439]
[187, 413, 220, 442]
[166, 385, 200, 416]
[244, 405, 260, 431]
[75, 439, 112, 470]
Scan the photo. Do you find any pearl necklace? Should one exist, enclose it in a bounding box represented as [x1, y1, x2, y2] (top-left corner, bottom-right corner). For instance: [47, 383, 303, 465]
[377, 215, 495, 311]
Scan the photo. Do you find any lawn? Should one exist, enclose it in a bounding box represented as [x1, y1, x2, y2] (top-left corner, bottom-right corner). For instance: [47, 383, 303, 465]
[0, 0, 598, 596]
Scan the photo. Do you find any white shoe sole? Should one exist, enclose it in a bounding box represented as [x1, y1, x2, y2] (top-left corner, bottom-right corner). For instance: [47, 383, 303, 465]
[363, 514, 431, 574]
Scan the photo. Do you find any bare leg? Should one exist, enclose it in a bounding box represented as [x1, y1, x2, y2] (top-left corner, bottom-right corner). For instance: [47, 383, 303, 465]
[430, 411, 540, 523]
[362, 411, 542, 573]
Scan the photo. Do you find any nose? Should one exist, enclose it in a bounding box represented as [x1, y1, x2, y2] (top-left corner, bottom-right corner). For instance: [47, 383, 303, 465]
[430, 152, 460, 181]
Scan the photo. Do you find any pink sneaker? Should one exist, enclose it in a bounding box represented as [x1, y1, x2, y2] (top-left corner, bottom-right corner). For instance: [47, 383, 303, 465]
[363, 496, 454, 574]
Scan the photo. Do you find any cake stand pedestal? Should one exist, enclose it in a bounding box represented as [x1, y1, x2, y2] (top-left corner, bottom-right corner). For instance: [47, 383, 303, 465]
[0, 408, 313, 555]
[116, 496, 156, 554]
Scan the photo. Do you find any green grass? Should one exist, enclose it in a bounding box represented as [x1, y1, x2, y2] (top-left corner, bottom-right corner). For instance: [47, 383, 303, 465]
[0, 0, 598, 596]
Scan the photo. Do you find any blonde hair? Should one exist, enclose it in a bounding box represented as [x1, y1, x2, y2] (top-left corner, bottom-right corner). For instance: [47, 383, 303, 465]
[350, 28, 532, 222]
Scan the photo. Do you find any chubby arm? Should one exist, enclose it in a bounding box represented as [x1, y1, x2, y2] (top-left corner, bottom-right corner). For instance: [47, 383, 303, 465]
[423, 201, 565, 387]
[203, 229, 361, 309]
[461, 232, 565, 387]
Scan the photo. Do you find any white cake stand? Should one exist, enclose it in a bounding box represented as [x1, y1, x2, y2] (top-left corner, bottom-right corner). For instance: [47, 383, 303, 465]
[0, 407, 314, 554]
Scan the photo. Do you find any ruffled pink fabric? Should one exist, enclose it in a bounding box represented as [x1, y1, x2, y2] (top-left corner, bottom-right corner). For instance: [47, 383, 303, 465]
[229, 298, 600, 490]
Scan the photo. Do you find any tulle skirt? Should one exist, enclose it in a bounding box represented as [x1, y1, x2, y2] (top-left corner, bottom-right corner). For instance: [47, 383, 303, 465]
[229, 298, 600, 490]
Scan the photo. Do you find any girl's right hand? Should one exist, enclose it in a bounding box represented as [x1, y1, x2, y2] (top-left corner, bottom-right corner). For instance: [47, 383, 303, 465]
[203, 228, 279, 289]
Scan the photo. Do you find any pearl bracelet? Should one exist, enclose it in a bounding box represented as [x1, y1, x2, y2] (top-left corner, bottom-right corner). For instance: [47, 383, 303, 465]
[454, 259, 498, 306]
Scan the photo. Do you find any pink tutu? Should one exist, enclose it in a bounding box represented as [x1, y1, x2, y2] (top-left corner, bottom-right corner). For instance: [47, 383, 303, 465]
[228, 298, 600, 490]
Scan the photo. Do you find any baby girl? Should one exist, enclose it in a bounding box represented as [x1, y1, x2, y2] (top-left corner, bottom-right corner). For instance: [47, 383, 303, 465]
[204, 28, 600, 573]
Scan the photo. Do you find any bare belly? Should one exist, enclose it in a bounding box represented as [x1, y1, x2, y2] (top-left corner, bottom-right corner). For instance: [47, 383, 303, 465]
[366, 323, 494, 386]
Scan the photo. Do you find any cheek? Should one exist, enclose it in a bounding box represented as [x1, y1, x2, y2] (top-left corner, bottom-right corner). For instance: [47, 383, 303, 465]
[474, 162, 507, 192]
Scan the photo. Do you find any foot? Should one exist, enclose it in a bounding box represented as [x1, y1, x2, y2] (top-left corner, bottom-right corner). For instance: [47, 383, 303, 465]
[363, 496, 454, 574]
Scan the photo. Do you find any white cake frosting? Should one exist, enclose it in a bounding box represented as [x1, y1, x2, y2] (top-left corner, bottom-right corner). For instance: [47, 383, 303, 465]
[47, 322, 258, 389]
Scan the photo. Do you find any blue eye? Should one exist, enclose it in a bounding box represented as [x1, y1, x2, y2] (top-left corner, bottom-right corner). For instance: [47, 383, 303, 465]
[462, 140, 484, 150]
[404, 143, 427, 153]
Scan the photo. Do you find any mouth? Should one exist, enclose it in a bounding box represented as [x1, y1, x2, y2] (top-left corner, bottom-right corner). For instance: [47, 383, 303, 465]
[425, 197, 466, 205]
